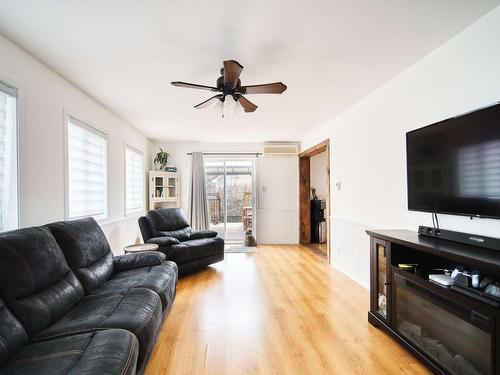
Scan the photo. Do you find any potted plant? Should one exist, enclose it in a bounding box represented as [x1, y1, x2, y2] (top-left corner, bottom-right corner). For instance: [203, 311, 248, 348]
[153, 148, 170, 170]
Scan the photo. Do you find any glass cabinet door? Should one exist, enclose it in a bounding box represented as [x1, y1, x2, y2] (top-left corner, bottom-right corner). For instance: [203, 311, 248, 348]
[154, 176, 164, 198]
[371, 238, 390, 322]
[167, 177, 176, 199]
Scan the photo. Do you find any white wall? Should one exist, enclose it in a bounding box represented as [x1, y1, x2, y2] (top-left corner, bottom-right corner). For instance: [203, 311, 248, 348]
[151, 141, 299, 244]
[0, 34, 151, 253]
[301, 6, 500, 288]
[256, 155, 299, 244]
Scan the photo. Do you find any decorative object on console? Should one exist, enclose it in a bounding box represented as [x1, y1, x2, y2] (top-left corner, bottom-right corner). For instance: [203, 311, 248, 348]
[311, 187, 318, 200]
[428, 274, 454, 287]
[449, 267, 500, 306]
[454, 272, 473, 288]
[398, 263, 419, 275]
[153, 148, 170, 170]
[485, 283, 500, 298]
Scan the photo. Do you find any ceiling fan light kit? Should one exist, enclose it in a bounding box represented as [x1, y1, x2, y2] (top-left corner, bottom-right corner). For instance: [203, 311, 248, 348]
[171, 60, 287, 117]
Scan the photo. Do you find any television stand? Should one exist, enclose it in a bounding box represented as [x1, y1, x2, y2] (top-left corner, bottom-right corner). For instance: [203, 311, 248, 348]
[366, 229, 500, 375]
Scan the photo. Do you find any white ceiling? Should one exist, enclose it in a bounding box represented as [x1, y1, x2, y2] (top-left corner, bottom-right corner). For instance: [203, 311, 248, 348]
[0, 1, 498, 142]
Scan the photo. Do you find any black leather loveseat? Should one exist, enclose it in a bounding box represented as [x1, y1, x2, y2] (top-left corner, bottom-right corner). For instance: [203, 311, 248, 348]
[139, 208, 224, 275]
[0, 217, 177, 375]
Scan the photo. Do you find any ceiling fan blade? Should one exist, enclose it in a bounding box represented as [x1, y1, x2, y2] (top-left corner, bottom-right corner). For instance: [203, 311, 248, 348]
[171, 81, 219, 92]
[237, 95, 258, 113]
[223, 60, 244, 88]
[194, 95, 224, 109]
[241, 82, 287, 94]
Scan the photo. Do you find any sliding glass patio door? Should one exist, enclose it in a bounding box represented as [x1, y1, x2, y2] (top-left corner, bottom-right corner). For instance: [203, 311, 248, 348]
[205, 158, 255, 245]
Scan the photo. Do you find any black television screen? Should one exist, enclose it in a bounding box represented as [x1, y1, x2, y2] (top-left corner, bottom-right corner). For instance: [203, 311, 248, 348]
[407, 102, 500, 219]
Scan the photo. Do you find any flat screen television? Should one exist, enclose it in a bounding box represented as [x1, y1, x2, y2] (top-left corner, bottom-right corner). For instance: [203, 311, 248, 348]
[406, 102, 500, 219]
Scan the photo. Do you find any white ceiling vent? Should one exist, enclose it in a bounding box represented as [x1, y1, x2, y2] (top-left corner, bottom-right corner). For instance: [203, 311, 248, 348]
[263, 142, 300, 156]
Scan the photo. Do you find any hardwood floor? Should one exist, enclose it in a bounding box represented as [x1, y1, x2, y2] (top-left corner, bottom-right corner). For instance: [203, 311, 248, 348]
[145, 245, 431, 375]
[306, 242, 328, 256]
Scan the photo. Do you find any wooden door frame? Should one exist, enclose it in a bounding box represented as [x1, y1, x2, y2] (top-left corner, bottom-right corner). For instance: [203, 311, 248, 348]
[299, 139, 331, 263]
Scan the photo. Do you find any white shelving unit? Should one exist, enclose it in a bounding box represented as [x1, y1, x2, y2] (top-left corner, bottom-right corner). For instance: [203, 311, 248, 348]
[148, 170, 180, 210]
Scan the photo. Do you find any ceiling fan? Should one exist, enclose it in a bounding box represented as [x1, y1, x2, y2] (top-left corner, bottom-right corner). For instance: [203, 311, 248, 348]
[171, 60, 287, 116]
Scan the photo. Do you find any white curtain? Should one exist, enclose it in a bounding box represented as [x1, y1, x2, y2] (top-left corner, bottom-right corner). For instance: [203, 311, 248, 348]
[0, 87, 18, 232]
[188, 152, 209, 230]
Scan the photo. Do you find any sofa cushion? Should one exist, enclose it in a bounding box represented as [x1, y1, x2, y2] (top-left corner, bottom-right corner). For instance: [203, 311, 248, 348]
[158, 228, 191, 242]
[146, 208, 192, 241]
[138, 216, 154, 242]
[47, 218, 114, 293]
[113, 251, 166, 273]
[91, 260, 178, 310]
[170, 237, 225, 264]
[0, 299, 28, 367]
[0, 227, 84, 335]
[189, 230, 218, 240]
[2, 329, 138, 375]
[146, 236, 180, 247]
[32, 288, 162, 368]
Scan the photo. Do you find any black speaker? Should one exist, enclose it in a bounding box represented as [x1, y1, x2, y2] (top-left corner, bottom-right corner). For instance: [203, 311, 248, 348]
[418, 226, 500, 251]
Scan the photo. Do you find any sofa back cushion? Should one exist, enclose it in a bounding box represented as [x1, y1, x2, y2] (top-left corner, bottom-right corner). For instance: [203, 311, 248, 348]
[146, 208, 192, 241]
[0, 227, 84, 336]
[0, 298, 29, 366]
[138, 216, 154, 242]
[46, 217, 113, 293]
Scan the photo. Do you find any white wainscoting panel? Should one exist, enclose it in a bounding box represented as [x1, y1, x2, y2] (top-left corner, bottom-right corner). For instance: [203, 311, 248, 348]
[330, 217, 371, 289]
[257, 209, 299, 244]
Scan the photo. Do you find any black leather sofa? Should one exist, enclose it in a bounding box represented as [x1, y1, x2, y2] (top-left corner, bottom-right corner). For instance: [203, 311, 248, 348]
[0, 217, 177, 375]
[139, 208, 224, 275]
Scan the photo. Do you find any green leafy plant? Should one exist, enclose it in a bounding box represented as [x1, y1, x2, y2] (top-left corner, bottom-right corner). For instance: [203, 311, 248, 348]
[153, 148, 170, 170]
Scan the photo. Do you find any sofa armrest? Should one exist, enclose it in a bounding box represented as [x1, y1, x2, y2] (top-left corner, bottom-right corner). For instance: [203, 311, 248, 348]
[189, 230, 218, 240]
[113, 251, 166, 272]
[146, 236, 180, 246]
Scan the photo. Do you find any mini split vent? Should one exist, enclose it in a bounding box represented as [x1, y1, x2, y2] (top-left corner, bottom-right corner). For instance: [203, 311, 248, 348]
[263, 143, 300, 156]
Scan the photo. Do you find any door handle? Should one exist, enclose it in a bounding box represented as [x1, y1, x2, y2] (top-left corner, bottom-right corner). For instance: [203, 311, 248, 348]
[470, 311, 490, 328]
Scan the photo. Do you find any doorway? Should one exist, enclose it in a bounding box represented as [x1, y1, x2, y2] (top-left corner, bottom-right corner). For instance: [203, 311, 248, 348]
[204, 158, 256, 245]
[299, 140, 331, 262]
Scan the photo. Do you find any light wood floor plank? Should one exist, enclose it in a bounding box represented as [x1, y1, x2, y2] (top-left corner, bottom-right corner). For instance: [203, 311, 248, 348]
[145, 244, 431, 375]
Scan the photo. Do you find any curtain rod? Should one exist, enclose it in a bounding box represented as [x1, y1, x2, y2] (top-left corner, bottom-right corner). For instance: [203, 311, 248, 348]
[186, 152, 262, 156]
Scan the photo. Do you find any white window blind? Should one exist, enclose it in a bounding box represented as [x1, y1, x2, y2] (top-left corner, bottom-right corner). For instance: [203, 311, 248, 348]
[125, 145, 144, 213]
[67, 117, 107, 219]
[0, 81, 19, 232]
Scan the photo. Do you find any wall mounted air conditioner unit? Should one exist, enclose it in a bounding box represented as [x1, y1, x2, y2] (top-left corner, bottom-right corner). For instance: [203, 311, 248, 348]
[263, 142, 300, 156]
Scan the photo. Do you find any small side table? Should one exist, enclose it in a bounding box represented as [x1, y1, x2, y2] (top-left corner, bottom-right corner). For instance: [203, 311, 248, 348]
[123, 243, 159, 254]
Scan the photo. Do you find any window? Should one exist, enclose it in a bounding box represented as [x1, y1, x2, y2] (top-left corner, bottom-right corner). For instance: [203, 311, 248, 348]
[0, 81, 19, 232]
[66, 117, 107, 219]
[125, 145, 144, 213]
